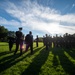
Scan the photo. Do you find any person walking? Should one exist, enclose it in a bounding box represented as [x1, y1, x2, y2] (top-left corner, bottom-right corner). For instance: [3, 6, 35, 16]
[14, 27, 23, 55]
[8, 35, 14, 51]
[45, 34, 49, 50]
[25, 31, 33, 54]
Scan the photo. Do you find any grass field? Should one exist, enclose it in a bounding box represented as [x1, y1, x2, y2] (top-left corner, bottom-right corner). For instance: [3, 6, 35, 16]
[0, 42, 75, 75]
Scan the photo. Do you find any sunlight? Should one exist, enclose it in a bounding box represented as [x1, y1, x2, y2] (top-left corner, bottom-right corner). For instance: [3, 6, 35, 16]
[64, 51, 75, 64]
[46, 23, 61, 35]
[52, 42, 54, 48]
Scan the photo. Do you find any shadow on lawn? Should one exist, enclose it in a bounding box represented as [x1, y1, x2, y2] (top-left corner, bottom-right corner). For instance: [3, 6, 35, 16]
[0, 46, 38, 57]
[0, 50, 14, 57]
[0, 44, 8, 46]
[52, 47, 75, 75]
[0, 46, 43, 73]
[21, 47, 50, 75]
[52, 47, 59, 68]
[65, 48, 75, 59]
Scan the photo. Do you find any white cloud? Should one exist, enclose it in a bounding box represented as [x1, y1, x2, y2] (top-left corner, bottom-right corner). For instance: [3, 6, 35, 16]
[0, 0, 75, 36]
[0, 17, 21, 26]
[72, 4, 75, 7]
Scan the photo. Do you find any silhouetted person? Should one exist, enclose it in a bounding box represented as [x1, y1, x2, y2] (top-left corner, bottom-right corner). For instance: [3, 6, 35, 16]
[48, 35, 52, 48]
[25, 31, 33, 54]
[8, 36, 14, 51]
[36, 35, 39, 47]
[43, 36, 45, 46]
[45, 34, 49, 50]
[14, 27, 23, 55]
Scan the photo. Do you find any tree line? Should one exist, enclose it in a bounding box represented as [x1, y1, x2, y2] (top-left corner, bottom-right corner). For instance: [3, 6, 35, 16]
[0, 25, 15, 42]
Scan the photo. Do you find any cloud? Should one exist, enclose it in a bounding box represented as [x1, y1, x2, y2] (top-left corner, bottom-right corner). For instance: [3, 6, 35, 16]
[0, 17, 21, 26]
[0, 0, 75, 36]
[72, 4, 75, 7]
[70, 3, 75, 11]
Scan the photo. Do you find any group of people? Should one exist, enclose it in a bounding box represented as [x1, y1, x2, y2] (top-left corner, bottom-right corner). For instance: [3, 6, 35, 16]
[43, 33, 75, 49]
[8, 28, 75, 55]
[8, 27, 33, 55]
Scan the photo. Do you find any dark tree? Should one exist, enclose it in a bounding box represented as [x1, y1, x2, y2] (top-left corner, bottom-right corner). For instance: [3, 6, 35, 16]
[0, 25, 8, 42]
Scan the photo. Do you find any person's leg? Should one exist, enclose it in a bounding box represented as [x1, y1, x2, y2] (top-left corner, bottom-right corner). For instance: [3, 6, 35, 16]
[9, 42, 11, 51]
[20, 42, 22, 50]
[11, 42, 13, 51]
[36, 42, 38, 47]
[14, 40, 19, 55]
[25, 43, 30, 52]
[20, 41, 23, 55]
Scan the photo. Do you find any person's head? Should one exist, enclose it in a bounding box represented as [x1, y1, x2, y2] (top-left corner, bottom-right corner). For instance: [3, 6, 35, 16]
[46, 34, 48, 37]
[19, 27, 22, 31]
[36, 35, 38, 38]
[29, 31, 32, 34]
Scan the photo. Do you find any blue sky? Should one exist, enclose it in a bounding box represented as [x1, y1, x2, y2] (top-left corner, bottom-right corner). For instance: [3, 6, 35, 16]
[0, 0, 75, 38]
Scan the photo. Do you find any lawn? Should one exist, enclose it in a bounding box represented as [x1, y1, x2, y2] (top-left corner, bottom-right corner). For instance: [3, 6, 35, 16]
[0, 42, 75, 75]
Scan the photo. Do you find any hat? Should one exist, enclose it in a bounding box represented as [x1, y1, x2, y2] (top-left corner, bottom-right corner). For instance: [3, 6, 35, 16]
[19, 27, 22, 30]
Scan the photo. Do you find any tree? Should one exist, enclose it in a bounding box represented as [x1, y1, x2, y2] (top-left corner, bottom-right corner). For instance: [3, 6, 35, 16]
[0, 25, 8, 41]
[8, 31, 16, 38]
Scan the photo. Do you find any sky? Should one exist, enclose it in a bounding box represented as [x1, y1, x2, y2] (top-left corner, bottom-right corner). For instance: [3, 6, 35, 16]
[0, 0, 75, 38]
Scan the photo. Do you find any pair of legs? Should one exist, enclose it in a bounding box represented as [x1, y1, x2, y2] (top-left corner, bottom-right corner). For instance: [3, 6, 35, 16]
[14, 39, 23, 55]
[20, 40, 24, 51]
[36, 41, 38, 47]
[9, 42, 14, 51]
[25, 43, 33, 54]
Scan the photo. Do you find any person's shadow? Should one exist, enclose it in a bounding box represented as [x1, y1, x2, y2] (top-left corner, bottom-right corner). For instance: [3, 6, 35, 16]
[52, 47, 75, 75]
[21, 47, 50, 75]
[0, 46, 44, 73]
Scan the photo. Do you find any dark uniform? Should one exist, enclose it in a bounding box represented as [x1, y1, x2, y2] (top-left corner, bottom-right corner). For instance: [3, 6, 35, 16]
[25, 31, 33, 54]
[43, 36, 45, 46]
[36, 35, 39, 47]
[48, 35, 52, 48]
[14, 30, 23, 55]
[45, 34, 49, 50]
[8, 36, 14, 51]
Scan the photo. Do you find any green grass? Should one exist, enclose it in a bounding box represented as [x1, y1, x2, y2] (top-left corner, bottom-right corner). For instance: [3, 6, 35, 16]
[0, 42, 75, 75]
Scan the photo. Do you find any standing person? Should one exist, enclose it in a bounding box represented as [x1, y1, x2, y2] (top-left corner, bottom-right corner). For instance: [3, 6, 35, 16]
[36, 35, 39, 47]
[43, 36, 45, 46]
[25, 31, 33, 54]
[14, 27, 23, 55]
[8, 35, 14, 51]
[45, 34, 49, 50]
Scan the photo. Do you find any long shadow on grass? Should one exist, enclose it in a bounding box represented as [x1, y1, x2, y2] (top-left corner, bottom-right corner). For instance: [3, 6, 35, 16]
[52, 47, 59, 68]
[0, 46, 43, 73]
[65, 48, 75, 59]
[0, 46, 39, 57]
[0, 50, 14, 57]
[21, 47, 50, 75]
[52, 47, 75, 75]
[0, 46, 43, 63]
[0, 44, 8, 46]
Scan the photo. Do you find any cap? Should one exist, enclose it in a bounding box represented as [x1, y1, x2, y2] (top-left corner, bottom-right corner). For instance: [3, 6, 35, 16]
[19, 27, 22, 30]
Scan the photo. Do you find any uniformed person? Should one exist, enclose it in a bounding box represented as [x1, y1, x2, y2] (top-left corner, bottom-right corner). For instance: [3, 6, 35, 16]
[14, 27, 23, 55]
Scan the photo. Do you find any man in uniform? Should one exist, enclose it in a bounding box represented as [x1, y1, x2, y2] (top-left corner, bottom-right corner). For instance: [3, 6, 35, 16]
[25, 31, 33, 54]
[45, 34, 49, 50]
[14, 27, 23, 55]
[36, 35, 39, 47]
[8, 35, 14, 51]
